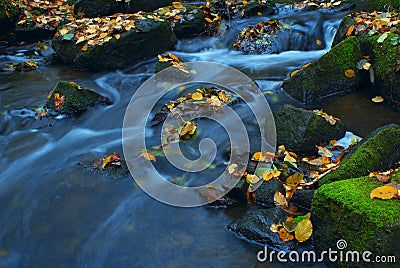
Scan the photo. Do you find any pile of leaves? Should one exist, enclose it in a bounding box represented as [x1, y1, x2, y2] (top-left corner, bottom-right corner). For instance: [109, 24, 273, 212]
[11, 0, 74, 30]
[345, 11, 400, 44]
[270, 213, 313, 243]
[280, 0, 347, 12]
[370, 168, 400, 200]
[2, 60, 37, 72]
[92, 152, 122, 169]
[154, 2, 199, 28]
[55, 12, 164, 51]
[233, 19, 291, 54]
[157, 53, 188, 73]
[151, 85, 234, 126]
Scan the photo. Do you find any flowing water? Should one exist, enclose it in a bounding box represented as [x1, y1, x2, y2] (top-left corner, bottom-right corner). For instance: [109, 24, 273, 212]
[1, 7, 399, 268]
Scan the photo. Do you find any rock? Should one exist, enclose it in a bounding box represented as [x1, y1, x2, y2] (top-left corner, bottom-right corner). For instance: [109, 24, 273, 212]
[46, 80, 110, 115]
[228, 207, 313, 250]
[52, 17, 177, 71]
[312, 176, 400, 267]
[291, 190, 314, 211]
[332, 14, 400, 108]
[273, 104, 346, 155]
[166, 6, 205, 39]
[363, 0, 398, 11]
[242, 1, 275, 17]
[0, 0, 18, 36]
[319, 124, 400, 185]
[254, 179, 285, 207]
[74, 0, 172, 18]
[282, 36, 362, 104]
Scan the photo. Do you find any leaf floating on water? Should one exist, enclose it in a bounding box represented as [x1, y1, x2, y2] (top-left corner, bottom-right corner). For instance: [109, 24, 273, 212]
[228, 163, 238, 174]
[370, 185, 398, 200]
[316, 39, 322, 46]
[141, 151, 156, 162]
[101, 152, 121, 169]
[371, 96, 384, 103]
[294, 218, 313, 242]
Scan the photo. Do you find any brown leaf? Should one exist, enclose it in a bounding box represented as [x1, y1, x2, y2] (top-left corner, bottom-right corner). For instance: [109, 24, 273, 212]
[274, 191, 288, 207]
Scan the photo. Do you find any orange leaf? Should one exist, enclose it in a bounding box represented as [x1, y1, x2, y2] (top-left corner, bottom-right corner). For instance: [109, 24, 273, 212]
[142, 152, 156, 162]
[344, 69, 355, 78]
[279, 228, 295, 242]
[347, 25, 354, 36]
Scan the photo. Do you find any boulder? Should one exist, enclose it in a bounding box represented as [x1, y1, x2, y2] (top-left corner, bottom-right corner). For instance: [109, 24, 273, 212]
[254, 179, 285, 207]
[168, 6, 205, 39]
[320, 124, 400, 185]
[273, 104, 346, 155]
[312, 177, 400, 267]
[282, 36, 362, 104]
[242, 1, 275, 17]
[0, 0, 18, 36]
[46, 80, 110, 115]
[52, 17, 177, 71]
[291, 189, 314, 211]
[364, 0, 399, 11]
[332, 13, 400, 107]
[74, 0, 172, 18]
[228, 207, 313, 250]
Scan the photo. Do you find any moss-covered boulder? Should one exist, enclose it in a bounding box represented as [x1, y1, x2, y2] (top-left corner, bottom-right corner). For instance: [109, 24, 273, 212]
[320, 124, 400, 185]
[168, 6, 205, 39]
[312, 177, 400, 267]
[228, 207, 313, 250]
[74, 0, 172, 18]
[52, 17, 177, 71]
[364, 0, 399, 11]
[273, 105, 346, 155]
[0, 0, 19, 36]
[242, 1, 275, 17]
[282, 36, 362, 104]
[46, 81, 110, 115]
[254, 179, 285, 206]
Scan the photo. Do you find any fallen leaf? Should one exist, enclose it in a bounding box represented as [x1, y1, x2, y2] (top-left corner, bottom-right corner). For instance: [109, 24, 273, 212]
[370, 185, 398, 200]
[347, 24, 354, 36]
[286, 173, 304, 187]
[316, 39, 322, 46]
[270, 223, 282, 233]
[283, 219, 298, 232]
[372, 96, 384, 103]
[179, 121, 197, 138]
[205, 185, 219, 190]
[295, 218, 313, 242]
[192, 92, 203, 101]
[172, 1, 183, 9]
[344, 69, 355, 78]
[246, 174, 261, 184]
[54, 93, 65, 110]
[274, 191, 288, 207]
[263, 170, 281, 181]
[142, 152, 156, 162]
[228, 163, 238, 174]
[375, 173, 391, 183]
[377, 32, 388, 43]
[317, 146, 333, 158]
[279, 228, 295, 242]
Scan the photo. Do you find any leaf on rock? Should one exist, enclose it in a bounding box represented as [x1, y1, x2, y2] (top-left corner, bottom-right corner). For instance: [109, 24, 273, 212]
[192, 92, 203, 101]
[294, 218, 313, 242]
[179, 121, 197, 138]
[377, 32, 388, 43]
[286, 173, 304, 187]
[54, 93, 65, 110]
[63, 33, 74, 41]
[279, 228, 294, 242]
[283, 218, 298, 233]
[344, 69, 355, 78]
[370, 185, 398, 200]
[270, 223, 282, 233]
[246, 174, 261, 184]
[372, 96, 384, 103]
[274, 191, 288, 207]
[141, 151, 156, 162]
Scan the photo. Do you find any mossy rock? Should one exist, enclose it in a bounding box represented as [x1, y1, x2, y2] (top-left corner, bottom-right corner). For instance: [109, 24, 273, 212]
[320, 124, 400, 185]
[0, 0, 19, 36]
[46, 80, 110, 115]
[74, 0, 172, 18]
[364, 0, 399, 11]
[169, 6, 205, 39]
[274, 104, 346, 155]
[312, 177, 400, 267]
[242, 1, 275, 17]
[52, 19, 177, 71]
[282, 36, 362, 105]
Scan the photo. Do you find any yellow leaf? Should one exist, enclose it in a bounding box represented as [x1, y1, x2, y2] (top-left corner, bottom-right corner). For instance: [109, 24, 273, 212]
[205, 17, 213, 23]
[347, 24, 354, 36]
[371, 96, 384, 103]
[257, 12, 263, 16]
[81, 45, 88, 51]
[141, 152, 156, 162]
[316, 39, 322, 46]
[370, 185, 398, 200]
[99, 32, 107, 39]
[263, 170, 281, 181]
[218, 91, 230, 102]
[302, 63, 311, 69]
[192, 92, 203, 101]
[270, 223, 282, 233]
[172, 1, 183, 9]
[76, 36, 85, 44]
[274, 191, 288, 207]
[101, 155, 113, 169]
[284, 152, 297, 163]
[295, 219, 313, 242]
[179, 121, 197, 138]
[115, 34, 120, 40]
[168, 53, 180, 62]
[278, 145, 286, 154]
[205, 185, 218, 190]
[344, 69, 355, 78]
[228, 163, 238, 174]
[286, 173, 304, 187]
[246, 174, 260, 184]
[290, 69, 301, 77]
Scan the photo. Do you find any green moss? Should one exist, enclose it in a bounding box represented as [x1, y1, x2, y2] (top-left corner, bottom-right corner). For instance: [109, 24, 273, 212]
[0, 0, 19, 33]
[312, 177, 400, 260]
[283, 36, 362, 104]
[320, 124, 400, 185]
[169, 5, 205, 39]
[364, 0, 398, 11]
[47, 81, 110, 115]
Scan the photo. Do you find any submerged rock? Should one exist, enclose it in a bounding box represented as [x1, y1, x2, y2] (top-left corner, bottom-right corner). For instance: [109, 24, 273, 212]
[273, 105, 346, 155]
[74, 0, 172, 18]
[282, 36, 362, 104]
[46, 80, 110, 115]
[312, 176, 400, 267]
[320, 124, 400, 185]
[52, 15, 177, 71]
